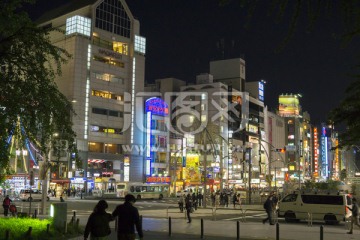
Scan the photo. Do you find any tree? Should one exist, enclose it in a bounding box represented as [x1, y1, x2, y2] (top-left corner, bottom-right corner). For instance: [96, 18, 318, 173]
[328, 80, 360, 148]
[0, 0, 76, 182]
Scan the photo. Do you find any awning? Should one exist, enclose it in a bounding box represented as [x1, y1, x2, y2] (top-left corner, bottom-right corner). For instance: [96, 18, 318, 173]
[50, 179, 70, 183]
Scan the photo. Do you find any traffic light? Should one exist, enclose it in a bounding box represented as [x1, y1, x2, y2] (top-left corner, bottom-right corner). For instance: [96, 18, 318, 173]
[275, 148, 286, 153]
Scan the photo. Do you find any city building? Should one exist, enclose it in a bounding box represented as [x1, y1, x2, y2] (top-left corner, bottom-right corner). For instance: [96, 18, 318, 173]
[37, 0, 146, 194]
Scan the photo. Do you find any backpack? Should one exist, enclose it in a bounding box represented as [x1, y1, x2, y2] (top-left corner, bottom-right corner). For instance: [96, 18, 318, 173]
[9, 204, 16, 213]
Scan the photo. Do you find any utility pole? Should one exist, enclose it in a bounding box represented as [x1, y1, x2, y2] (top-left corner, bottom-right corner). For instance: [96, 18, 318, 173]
[247, 147, 252, 205]
[40, 141, 52, 215]
[202, 132, 207, 208]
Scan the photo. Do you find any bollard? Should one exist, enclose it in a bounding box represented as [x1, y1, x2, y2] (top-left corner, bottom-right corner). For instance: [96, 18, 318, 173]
[168, 217, 172, 236]
[76, 218, 80, 229]
[81, 192, 83, 199]
[64, 221, 67, 234]
[201, 218, 204, 239]
[46, 224, 50, 234]
[236, 221, 240, 240]
[276, 223, 279, 240]
[140, 215, 143, 228]
[34, 209, 37, 219]
[320, 225, 323, 240]
[5, 230, 10, 240]
[27, 227, 32, 237]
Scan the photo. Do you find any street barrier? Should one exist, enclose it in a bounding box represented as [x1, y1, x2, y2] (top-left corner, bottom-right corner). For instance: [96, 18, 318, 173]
[162, 217, 331, 240]
[320, 225, 323, 240]
[236, 221, 240, 240]
[168, 217, 171, 236]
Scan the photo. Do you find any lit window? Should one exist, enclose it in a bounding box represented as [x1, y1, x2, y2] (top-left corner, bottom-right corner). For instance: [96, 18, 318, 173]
[66, 15, 91, 37]
[113, 42, 128, 55]
[134, 35, 146, 54]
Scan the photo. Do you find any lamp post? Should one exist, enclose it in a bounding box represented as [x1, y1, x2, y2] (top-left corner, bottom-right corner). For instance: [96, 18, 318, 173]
[245, 147, 252, 204]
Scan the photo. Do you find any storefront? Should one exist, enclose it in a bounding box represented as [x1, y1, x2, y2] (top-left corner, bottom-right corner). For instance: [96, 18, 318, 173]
[49, 179, 70, 197]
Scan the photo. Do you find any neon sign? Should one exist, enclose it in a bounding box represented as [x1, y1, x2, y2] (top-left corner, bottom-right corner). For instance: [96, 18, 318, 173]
[145, 97, 169, 116]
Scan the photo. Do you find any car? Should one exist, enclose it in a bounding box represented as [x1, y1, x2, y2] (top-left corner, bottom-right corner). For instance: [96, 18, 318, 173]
[19, 189, 49, 202]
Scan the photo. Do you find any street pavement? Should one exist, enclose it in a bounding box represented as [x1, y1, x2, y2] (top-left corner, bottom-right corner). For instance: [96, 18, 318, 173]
[67, 206, 359, 240]
[2, 199, 360, 240]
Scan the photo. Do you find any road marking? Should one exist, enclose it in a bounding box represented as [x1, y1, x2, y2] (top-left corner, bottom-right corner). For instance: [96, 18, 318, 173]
[223, 213, 266, 221]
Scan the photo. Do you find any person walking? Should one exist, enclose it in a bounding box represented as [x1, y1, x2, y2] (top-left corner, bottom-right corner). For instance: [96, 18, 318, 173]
[347, 197, 360, 234]
[192, 192, 198, 210]
[224, 193, 229, 208]
[197, 192, 203, 207]
[262, 193, 275, 225]
[2, 195, 12, 217]
[112, 194, 144, 240]
[178, 194, 184, 212]
[84, 200, 114, 240]
[232, 193, 238, 208]
[185, 194, 192, 223]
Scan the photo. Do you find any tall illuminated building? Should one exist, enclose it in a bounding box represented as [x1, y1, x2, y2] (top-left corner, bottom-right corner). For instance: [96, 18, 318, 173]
[37, 0, 146, 192]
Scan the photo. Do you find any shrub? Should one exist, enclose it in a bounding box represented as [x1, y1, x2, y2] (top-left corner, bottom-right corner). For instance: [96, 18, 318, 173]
[0, 217, 83, 240]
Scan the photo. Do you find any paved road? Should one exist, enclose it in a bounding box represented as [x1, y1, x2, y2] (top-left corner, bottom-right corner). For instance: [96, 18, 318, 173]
[4, 198, 360, 240]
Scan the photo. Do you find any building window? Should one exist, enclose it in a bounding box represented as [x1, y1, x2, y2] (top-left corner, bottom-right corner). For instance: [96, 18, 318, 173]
[134, 35, 146, 54]
[92, 90, 123, 101]
[95, 0, 131, 38]
[66, 15, 91, 37]
[92, 72, 124, 84]
[90, 125, 122, 135]
[113, 41, 128, 55]
[93, 55, 125, 68]
[92, 107, 122, 117]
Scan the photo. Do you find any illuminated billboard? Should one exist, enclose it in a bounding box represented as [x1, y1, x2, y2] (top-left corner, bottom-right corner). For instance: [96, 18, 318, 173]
[278, 94, 301, 117]
[145, 97, 169, 116]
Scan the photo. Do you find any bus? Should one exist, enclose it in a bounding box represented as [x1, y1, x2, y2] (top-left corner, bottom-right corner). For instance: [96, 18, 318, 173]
[116, 182, 169, 200]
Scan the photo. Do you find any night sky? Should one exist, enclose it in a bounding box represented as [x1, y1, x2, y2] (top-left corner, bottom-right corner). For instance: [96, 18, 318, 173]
[27, 0, 360, 126]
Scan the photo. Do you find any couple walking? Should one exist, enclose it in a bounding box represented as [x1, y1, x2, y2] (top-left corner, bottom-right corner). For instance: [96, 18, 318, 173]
[84, 194, 143, 240]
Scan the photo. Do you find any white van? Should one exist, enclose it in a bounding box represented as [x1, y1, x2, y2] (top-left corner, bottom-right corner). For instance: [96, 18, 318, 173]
[19, 189, 49, 202]
[278, 191, 352, 224]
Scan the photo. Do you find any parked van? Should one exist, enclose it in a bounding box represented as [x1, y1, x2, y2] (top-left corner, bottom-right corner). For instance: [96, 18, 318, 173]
[19, 189, 49, 202]
[278, 191, 352, 224]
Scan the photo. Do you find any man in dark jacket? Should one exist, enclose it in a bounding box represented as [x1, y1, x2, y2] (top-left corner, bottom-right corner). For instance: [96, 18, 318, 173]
[112, 194, 144, 240]
[262, 193, 275, 225]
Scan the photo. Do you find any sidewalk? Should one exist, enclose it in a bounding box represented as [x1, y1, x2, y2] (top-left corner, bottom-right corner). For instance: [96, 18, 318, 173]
[69, 216, 357, 240]
[70, 230, 270, 240]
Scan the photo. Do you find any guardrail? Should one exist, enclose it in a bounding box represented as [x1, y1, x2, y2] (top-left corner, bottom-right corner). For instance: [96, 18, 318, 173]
[160, 216, 328, 240]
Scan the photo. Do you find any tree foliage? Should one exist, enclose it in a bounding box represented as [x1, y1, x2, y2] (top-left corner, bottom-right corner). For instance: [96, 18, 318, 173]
[328, 80, 360, 148]
[0, 0, 76, 178]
